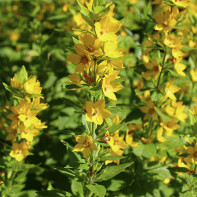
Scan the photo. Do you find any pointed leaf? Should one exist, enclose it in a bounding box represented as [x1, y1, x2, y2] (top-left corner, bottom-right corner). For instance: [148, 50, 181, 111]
[86, 184, 106, 197]
[96, 162, 133, 182]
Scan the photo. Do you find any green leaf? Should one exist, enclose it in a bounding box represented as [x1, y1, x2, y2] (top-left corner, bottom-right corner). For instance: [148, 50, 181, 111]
[93, 0, 106, 7]
[82, 114, 91, 133]
[98, 122, 128, 137]
[189, 113, 197, 126]
[81, 13, 94, 27]
[53, 166, 76, 178]
[77, 0, 94, 26]
[61, 140, 73, 149]
[96, 162, 133, 182]
[151, 90, 163, 101]
[93, 6, 110, 20]
[156, 108, 171, 122]
[100, 155, 125, 162]
[72, 37, 81, 44]
[86, 184, 106, 197]
[88, 86, 102, 97]
[66, 84, 81, 89]
[50, 48, 66, 61]
[16, 65, 28, 84]
[63, 97, 82, 109]
[37, 190, 71, 197]
[133, 142, 144, 157]
[107, 179, 125, 192]
[169, 167, 188, 173]
[72, 28, 94, 35]
[142, 143, 157, 158]
[148, 166, 171, 180]
[71, 179, 84, 197]
[3, 82, 23, 99]
[47, 14, 68, 20]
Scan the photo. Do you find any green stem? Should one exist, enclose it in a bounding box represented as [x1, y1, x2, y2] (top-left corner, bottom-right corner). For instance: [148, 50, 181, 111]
[156, 51, 167, 89]
[93, 59, 97, 91]
[147, 118, 153, 138]
[88, 60, 97, 185]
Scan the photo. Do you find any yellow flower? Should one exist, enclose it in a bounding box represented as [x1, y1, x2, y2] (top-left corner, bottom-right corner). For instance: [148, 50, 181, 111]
[10, 76, 20, 89]
[154, 6, 179, 33]
[18, 109, 40, 128]
[157, 118, 180, 143]
[67, 44, 92, 72]
[73, 135, 97, 159]
[62, 4, 68, 12]
[157, 127, 167, 142]
[24, 76, 42, 94]
[69, 73, 83, 85]
[126, 124, 140, 147]
[190, 67, 197, 81]
[172, 101, 188, 122]
[104, 41, 123, 58]
[152, 0, 162, 4]
[105, 150, 123, 165]
[84, 0, 94, 11]
[0, 172, 5, 184]
[95, 15, 121, 41]
[141, 137, 153, 144]
[79, 34, 103, 57]
[129, 0, 138, 4]
[102, 71, 123, 101]
[98, 60, 124, 74]
[172, 48, 185, 59]
[9, 141, 31, 162]
[7, 104, 27, 128]
[165, 79, 180, 100]
[5, 126, 17, 141]
[164, 34, 183, 48]
[188, 104, 197, 115]
[139, 99, 158, 120]
[171, 0, 190, 8]
[107, 135, 128, 154]
[31, 97, 48, 111]
[173, 58, 186, 76]
[160, 118, 180, 136]
[177, 158, 189, 169]
[85, 99, 111, 125]
[142, 58, 161, 80]
[19, 124, 39, 142]
[10, 31, 20, 42]
[185, 144, 197, 164]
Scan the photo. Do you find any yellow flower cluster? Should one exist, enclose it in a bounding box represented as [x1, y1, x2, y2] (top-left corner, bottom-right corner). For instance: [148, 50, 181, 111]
[133, 1, 193, 144]
[4, 67, 47, 161]
[68, 1, 127, 163]
[177, 105, 197, 173]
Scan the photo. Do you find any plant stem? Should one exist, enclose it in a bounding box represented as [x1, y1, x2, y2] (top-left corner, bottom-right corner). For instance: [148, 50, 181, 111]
[147, 118, 153, 138]
[88, 59, 97, 184]
[156, 51, 167, 89]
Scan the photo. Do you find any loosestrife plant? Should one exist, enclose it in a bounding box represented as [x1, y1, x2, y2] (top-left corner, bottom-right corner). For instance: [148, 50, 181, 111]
[129, 0, 197, 195]
[61, 0, 133, 196]
[0, 66, 47, 196]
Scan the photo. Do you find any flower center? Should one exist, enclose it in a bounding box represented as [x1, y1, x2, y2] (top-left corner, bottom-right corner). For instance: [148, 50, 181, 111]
[80, 55, 89, 64]
[87, 45, 94, 52]
[84, 140, 90, 147]
[149, 108, 155, 114]
[92, 109, 98, 116]
[153, 66, 159, 72]
[193, 151, 197, 158]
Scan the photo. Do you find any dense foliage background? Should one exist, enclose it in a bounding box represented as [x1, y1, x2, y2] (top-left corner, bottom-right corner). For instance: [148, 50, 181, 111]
[1, 0, 197, 196]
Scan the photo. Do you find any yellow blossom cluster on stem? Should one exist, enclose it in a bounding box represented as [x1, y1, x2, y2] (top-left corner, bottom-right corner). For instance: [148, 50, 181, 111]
[134, 0, 193, 145]
[67, 1, 127, 166]
[3, 66, 47, 162]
